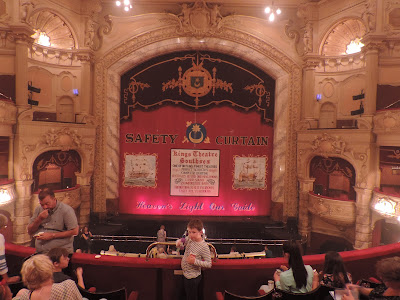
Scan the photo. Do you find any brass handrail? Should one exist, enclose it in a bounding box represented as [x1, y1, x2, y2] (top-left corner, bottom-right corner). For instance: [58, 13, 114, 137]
[145, 241, 217, 262]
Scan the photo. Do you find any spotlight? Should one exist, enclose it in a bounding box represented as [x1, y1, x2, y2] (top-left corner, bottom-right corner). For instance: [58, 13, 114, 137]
[28, 81, 40, 106]
[28, 82, 41, 94]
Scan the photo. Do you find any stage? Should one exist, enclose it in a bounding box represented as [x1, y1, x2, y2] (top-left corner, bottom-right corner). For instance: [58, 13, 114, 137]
[87, 214, 294, 255]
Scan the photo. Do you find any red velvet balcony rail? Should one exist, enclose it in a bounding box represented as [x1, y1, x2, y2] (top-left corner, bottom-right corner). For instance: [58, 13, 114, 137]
[6, 242, 400, 300]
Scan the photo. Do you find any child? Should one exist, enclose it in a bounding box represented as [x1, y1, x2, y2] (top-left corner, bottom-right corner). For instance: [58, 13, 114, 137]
[47, 247, 85, 289]
[176, 219, 212, 300]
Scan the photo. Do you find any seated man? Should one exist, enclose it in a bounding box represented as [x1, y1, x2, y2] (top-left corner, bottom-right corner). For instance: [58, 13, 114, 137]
[47, 247, 85, 289]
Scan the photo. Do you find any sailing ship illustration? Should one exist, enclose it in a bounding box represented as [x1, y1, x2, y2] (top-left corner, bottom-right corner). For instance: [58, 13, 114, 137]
[128, 158, 150, 179]
[238, 159, 262, 182]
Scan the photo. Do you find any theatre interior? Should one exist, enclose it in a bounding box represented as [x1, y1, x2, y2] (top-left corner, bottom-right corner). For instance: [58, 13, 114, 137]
[1, 0, 400, 299]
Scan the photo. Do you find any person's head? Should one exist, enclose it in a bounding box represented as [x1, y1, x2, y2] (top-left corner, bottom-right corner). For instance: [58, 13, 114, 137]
[187, 219, 204, 242]
[0, 214, 8, 230]
[21, 254, 54, 290]
[376, 256, 400, 288]
[38, 188, 57, 211]
[230, 246, 237, 253]
[323, 251, 350, 286]
[282, 240, 307, 289]
[83, 226, 89, 233]
[160, 225, 165, 230]
[47, 247, 70, 270]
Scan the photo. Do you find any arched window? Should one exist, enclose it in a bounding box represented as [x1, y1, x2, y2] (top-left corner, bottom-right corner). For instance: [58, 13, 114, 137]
[310, 156, 356, 200]
[32, 150, 81, 192]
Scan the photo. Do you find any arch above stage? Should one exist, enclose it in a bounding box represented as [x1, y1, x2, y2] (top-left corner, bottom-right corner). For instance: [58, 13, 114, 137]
[93, 25, 302, 220]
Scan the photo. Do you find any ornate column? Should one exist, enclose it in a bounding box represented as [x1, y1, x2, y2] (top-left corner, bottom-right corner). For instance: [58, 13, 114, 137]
[302, 57, 320, 124]
[76, 172, 93, 226]
[298, 177, 315, 242]
[8, 135, 14, 179]
[362, 38, 381, 115]
[353, 187, 373, 249]
[11, 25, 34, 110]
[13, 180, 33, 245]
[77, 53, 93, 115]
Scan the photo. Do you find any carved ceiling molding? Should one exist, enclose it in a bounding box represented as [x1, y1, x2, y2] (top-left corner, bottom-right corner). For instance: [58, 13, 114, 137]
[93, 24, 301, 216]
[384, 1, 400, 34]
[28, 10, 75, 49]
[321, 19, 367, 56]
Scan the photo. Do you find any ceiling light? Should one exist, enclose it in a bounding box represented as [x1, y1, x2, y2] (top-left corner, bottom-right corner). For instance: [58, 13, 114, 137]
[115, 0, 132, 11]
[264, 2, 281, 22]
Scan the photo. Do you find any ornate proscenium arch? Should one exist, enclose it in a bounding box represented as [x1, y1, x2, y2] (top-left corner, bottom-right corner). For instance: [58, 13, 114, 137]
[93, 25, 302, 220]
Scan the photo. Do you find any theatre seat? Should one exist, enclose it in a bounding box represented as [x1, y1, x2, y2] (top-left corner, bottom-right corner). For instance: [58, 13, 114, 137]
[216, 289, 274, 300]
[273, 286, 332, 300]
[78, 285, 131, 300]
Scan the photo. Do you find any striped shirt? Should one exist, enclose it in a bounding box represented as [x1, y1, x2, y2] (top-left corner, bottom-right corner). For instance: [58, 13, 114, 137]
[0, 234, 8, 275]
[181, 238, 212, 279]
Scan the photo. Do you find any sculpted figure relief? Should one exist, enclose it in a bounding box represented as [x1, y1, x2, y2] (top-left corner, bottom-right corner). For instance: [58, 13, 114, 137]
[176, 1, 225, 38]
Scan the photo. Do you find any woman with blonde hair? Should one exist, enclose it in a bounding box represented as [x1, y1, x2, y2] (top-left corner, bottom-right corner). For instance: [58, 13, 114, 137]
[13, 254, 82, 300]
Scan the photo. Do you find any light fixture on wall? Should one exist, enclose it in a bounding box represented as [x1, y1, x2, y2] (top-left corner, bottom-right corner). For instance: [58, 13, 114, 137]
[346, 38, 364, 54]
[264, 2, 281, 22]
[0, 189, 11, 205]
[372, 197, 400, 223]
[115, 0, 132, 12]
[31, 30, 51, 47]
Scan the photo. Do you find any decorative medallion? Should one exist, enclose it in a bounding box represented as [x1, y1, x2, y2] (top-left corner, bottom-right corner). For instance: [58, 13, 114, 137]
[163, 55, 232, 105]
[183, 121, 210, 144]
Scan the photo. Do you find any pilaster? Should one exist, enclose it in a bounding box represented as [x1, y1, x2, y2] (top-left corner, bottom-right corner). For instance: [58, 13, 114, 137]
[298, 177, 315, 242]
[302, 57, 320, 122]
[76, 172, 93, 226]
[10, 25, 34, 110]
[362, 37, 383, 115]
[354, 186, 373, 249]
[77, 52, 94, 115]
[13, 179, 33, 245]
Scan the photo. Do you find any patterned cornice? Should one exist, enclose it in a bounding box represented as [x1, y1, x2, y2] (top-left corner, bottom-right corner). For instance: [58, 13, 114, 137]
[94, 24, 302, 217]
